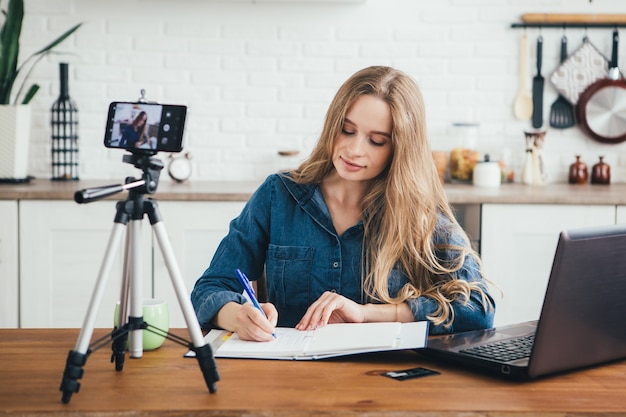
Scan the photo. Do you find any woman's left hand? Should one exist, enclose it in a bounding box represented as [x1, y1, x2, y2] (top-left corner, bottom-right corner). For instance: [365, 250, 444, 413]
[296, 291, 366, 330]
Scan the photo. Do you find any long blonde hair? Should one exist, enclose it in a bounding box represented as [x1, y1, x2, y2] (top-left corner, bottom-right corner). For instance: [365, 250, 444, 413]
[289, 66, 492, 328]
[132, 111, 148, 142]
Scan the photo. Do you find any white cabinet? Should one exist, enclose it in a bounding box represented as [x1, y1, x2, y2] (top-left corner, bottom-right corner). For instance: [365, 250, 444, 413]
[480, 204, 615, 327]
[16, 197, 620, 330]
[0, 201, 19, 328]
[19, 200, 151, 328]
[18, 199, 244, 329]
[153, 201, 246, 327]
[616, 206, 626, 224]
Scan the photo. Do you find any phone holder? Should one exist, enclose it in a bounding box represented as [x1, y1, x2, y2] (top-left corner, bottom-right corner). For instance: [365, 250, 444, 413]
[104, 90, 186, 155]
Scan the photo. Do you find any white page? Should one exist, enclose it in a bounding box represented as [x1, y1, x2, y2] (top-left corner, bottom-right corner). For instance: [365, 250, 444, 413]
[216, 327, 313, 356]
[396, 321, 429, 349]
[305, 322, 402, 354]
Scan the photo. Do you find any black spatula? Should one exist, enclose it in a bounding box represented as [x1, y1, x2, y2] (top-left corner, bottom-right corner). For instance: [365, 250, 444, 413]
[549, 35, 576, 129]
[531, 35, 544, 128]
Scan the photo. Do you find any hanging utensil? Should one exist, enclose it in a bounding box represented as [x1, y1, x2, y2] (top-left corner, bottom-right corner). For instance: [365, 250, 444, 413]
[532, 35, 544, 128]
[577, 29, 626, 143]
[513, 32, 533, 120]
[549, 35, 576, 129]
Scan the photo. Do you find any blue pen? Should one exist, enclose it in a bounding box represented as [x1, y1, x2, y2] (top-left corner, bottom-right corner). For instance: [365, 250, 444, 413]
[235, 268, 276, 338]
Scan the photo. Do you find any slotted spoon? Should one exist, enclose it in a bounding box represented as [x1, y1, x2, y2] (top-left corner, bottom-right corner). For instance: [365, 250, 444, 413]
[549, 35, 576, 129]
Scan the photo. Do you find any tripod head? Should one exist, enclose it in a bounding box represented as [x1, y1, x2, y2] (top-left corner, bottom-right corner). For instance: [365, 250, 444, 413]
[74, 152, 164, 204]
[122, 151, 163, 194]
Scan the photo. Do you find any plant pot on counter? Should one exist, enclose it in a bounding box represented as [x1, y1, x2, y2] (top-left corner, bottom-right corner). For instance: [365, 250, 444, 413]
[0, 105, 31, 182]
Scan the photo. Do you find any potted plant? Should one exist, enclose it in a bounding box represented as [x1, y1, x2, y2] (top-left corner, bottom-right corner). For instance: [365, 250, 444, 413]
[0, 0, 81, 182]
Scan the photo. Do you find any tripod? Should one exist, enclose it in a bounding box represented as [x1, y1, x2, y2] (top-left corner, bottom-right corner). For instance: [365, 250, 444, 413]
[59, 152, 219, 404]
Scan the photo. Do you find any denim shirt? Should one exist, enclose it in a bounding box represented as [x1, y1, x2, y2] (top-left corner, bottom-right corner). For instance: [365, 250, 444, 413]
[191, 173, 494, 335]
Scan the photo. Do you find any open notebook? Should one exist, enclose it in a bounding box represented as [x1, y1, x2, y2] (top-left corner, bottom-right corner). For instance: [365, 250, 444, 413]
[187, 321, 428, 360]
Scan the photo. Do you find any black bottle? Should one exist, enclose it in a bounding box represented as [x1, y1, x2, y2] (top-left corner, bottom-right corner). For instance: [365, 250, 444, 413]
[51, 62, 79, 180]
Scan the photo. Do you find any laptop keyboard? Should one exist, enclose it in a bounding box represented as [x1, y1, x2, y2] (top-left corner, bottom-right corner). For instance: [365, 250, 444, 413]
[459, 334, 535, 362]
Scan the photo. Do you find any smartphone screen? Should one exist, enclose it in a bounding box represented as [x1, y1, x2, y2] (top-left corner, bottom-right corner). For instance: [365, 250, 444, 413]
[103, 102, 187, 153]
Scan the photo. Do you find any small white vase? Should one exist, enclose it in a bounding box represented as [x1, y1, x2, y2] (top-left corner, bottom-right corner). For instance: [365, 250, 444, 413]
[0, 105, 31, 181]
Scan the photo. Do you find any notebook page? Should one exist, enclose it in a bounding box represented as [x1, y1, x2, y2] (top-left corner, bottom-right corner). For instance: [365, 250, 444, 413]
[216, 328, 313, 356]
[305, 322, 402, 355]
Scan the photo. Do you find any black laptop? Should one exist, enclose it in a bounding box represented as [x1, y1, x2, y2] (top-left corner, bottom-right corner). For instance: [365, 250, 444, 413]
[424, 223, 626, 380]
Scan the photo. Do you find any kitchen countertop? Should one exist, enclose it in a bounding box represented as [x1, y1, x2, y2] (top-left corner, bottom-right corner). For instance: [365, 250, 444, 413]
[1, 179, 626, 205]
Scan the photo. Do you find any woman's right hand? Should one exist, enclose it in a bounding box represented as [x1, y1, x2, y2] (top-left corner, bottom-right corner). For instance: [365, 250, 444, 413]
[215, 301, 278, 341]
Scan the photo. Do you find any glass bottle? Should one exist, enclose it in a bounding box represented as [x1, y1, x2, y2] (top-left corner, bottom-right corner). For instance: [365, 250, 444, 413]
[51, 62, 79, 180]
[449, 122, 480, 182]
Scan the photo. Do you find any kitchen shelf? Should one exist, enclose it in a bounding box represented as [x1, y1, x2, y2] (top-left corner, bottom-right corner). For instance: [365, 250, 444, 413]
[512, 22, 626, 29]
[512, 13, 626, 29]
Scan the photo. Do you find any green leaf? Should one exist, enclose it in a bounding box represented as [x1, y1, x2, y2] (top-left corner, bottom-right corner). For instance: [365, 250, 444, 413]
[20, 83, 38, 105]
[0, 0, 24, 104]
[12, 22, 83, 103]
[31, 23, 82, 57]
[0, 0, 81, 104]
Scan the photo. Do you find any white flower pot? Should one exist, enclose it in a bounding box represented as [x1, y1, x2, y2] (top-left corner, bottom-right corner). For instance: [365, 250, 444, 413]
[0, 105, 31, 181]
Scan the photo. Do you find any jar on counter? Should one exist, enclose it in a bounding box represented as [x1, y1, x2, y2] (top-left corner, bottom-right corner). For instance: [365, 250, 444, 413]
[591, 156, 611, 185]
[449, 122, 480, 182]
[473, 154, 501, 188]
[568, 155, 588, 184]
[450, 148, 480, 182]
[522, 129, 547, 186]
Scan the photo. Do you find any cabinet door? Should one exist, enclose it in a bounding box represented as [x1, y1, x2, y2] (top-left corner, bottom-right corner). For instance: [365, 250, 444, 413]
[616, 206, 626, 224]
[152, 201, 246, 327]
[0, 201, 18, 328]
[19, 200, 151, 328]
[481, 204, 615, 327]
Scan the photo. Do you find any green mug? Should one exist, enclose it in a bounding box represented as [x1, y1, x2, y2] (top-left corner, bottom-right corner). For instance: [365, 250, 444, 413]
[114, 298, 169, 351]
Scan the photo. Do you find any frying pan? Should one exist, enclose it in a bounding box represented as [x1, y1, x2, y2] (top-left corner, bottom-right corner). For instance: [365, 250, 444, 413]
[577, 29, 626, 143]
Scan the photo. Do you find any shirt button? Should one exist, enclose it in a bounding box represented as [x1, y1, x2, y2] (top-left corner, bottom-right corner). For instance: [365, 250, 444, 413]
[332, 261, 339, 268]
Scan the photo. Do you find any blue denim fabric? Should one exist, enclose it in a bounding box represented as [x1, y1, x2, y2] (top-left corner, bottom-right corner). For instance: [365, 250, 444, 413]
[191, 173, 494, 334]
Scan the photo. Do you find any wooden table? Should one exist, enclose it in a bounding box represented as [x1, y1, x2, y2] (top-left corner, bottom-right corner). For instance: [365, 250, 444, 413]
[2, 329, 626, 416]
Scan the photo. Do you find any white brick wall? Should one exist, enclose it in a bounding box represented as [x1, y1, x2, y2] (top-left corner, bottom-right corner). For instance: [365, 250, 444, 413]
[21, 0, 626, 183]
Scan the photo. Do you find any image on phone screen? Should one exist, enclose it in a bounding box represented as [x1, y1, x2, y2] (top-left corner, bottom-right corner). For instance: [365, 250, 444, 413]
[103, 102, 186, 153]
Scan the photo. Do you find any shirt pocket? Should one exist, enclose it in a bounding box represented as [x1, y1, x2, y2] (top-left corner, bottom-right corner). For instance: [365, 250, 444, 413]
[266, 244, 314, 310]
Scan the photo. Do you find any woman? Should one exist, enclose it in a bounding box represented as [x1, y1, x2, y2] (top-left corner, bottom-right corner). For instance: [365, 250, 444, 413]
[191, 66, 495, 341]
[118, 111, 147, 148]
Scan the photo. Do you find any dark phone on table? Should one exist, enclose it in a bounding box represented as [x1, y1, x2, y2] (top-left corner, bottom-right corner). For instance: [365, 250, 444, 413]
[103, 101, 186, 153]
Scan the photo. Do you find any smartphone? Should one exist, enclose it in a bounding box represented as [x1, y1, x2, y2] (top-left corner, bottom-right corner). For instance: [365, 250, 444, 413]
[103, 101, 187, 153]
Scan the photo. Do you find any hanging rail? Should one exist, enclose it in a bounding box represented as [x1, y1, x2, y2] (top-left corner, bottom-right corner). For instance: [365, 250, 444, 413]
[512, 23, 626, 29]
[512, 13, 626, 29]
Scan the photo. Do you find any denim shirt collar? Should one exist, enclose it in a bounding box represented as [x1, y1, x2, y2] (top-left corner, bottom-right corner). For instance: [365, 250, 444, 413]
[278, 174, 363, 237]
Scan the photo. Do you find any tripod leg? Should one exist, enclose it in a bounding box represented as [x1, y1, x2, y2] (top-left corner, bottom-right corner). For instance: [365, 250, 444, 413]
[60, 222, 126, 403]
[151, 218, 219, 393]
[127, 219, 145, 359]
[112, 230, 132, 371]
[112, 219, 146, 363]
